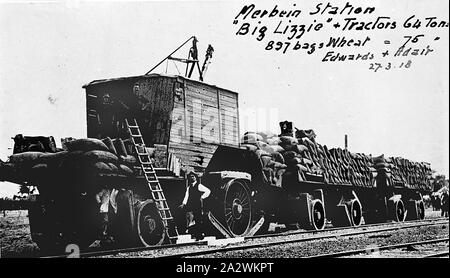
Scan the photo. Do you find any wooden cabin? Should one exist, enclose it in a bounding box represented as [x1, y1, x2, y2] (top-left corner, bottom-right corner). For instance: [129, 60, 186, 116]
[82, 74, 240, 174]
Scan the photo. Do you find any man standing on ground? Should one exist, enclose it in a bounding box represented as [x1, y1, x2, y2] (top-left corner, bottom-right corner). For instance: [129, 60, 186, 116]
[441, 190, 449, 217]
[178, 172, 211, 239]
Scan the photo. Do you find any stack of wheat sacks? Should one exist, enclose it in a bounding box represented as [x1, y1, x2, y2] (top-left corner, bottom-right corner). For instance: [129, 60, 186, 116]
[372, 155, 433, 190]
[1, 137, 136, 192]
[241, 131, 377, 187]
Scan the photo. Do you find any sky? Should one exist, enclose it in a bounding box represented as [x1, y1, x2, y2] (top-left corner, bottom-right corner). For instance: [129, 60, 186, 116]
[0, 0, 448, 197]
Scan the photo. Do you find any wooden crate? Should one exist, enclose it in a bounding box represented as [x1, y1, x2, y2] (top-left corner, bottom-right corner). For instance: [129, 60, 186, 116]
[83, 74, 240, 173]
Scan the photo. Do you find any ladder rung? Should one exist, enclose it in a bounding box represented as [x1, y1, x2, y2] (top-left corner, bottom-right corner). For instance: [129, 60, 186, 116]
[158, 208, 170, 212]
[127, 118, 177, 234]
[143, 169, 155, 173]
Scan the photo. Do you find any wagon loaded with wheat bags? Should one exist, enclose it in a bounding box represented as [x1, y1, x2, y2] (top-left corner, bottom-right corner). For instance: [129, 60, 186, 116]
[0, 70, 433, 254]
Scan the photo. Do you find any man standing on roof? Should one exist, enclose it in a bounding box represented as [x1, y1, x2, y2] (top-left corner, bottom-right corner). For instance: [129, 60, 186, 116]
[178, 171, 211, 239]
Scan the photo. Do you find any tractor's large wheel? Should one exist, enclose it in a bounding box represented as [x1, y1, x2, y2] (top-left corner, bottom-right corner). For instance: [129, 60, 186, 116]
[223, 179, 253, 237]
[28, 199, 65, 254]
[29, 202, 93, 255]
[135, 200, 165, 247]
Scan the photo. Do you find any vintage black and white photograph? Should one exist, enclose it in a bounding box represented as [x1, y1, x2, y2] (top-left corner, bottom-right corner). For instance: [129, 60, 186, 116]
[0, 0, 448, 264]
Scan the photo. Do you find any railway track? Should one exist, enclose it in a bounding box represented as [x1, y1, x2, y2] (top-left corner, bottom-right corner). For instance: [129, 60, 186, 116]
[249, 217, 448, 240]
[422, 251, 449, 258]
[305, 238, 449, 258]
[63, 217, 446, 258]
[40, 217, 448, 258]
[153, 220, 448, 258]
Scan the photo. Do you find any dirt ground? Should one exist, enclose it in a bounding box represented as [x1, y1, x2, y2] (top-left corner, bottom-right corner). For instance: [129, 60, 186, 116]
[0, 207, 447, 258]
[0, 210, 39, 258]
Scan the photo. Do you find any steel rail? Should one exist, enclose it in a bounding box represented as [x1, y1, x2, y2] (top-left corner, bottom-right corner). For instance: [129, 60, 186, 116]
[247, 217, 448, 240]
[39, 217, 448, 258]
[41, 240, 207, 259]
[153, 220, 449, 258]
[305, 237, 449, 258]
[422, 251, 449, 258]
[85, 218, 447, 257]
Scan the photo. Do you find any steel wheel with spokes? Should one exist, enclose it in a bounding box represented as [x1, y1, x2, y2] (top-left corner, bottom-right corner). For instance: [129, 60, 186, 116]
[135, 200, 165, 246]
[224, 179, 252, 237]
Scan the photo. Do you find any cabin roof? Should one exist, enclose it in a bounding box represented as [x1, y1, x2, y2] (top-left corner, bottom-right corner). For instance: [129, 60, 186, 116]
[82, 73, 238, 95]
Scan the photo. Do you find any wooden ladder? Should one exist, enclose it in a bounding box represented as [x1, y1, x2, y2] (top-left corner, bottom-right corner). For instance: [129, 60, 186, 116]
[125, 118, 179, 243]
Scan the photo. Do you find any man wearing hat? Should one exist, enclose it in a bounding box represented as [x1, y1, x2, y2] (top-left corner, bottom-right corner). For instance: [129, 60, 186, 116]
[178, 171, 211, 239]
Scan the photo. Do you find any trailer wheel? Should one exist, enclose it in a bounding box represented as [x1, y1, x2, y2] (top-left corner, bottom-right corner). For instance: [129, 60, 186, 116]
[311, 200, 325, 230]
[135, 200, 165, 246]
[224, 179, 252, 237]
[394, 199, 406, 222]
[417, 200, 425, 220]
[350, 199, 362, 227]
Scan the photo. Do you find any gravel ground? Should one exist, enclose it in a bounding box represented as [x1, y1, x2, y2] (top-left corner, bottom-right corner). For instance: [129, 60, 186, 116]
[0, 208, 448, 258]
[344, 241, 449, 258]
[97, 218, 449, 258]
[0, 210, 39, 258]
[188, 223, 449, 258]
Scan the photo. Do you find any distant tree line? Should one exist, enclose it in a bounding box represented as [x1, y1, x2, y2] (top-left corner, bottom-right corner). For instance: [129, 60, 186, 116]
[0, 197, 30, 211]
[0, 185, 33, 211]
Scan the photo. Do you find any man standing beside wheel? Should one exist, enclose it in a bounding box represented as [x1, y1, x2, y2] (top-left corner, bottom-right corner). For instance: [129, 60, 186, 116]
[441, 190, 449, 218]
[178, 172, 211, 239]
